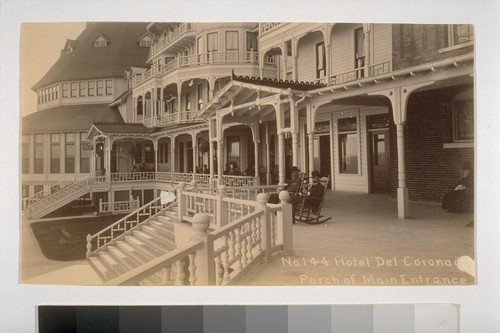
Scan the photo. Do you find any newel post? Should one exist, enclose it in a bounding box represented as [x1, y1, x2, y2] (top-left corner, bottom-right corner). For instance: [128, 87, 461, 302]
[190, 213, 215, 285]
[257, 193, 272, 262]
[278, 191, 293, 255]
[191, 179, 199, 193]
[216, 185, 228, 227]
[99, 198, 103, 213]
[177, 181, 186, 222]
[86, 234, 92, 259]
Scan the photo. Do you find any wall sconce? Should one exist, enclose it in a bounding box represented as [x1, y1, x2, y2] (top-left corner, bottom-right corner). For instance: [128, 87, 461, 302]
[188, 79, 194, 87]
[145, 145, 152, 152]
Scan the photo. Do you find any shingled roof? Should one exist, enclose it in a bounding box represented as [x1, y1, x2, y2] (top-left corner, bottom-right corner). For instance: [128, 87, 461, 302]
[32, 22, 150, 90]
[22, 104, 124, 133]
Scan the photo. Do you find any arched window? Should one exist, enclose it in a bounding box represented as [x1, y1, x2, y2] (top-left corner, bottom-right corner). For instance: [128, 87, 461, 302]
[137, 96, 143, 116]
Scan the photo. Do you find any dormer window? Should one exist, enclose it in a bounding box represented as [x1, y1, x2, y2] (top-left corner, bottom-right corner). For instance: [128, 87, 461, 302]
[138, 33, 153, 47]
[93, 33, 109, 47]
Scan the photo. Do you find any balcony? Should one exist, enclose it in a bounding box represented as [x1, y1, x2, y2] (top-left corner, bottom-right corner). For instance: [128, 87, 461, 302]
[133, 51, 274, 88]
[259, 22, 284, 35]
[139, 100, 205, 128]
[310, 61, 393, 86]
[149, 23, 196, 60]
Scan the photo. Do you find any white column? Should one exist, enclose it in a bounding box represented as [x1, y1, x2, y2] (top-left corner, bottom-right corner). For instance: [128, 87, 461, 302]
[396, 123, 409, 218]
[192, 132, 198, 179]
[265, 122, 271, 185]
[153, 139, 158, 172]
[292, 132, 299, 167]
[170, 135, 176, 174]
[308, 133, 314, 176]
[277, 132, 285, 186]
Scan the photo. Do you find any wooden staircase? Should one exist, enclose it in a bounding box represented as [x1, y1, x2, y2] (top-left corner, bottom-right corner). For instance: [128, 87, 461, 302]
[87, 208, 180, 285]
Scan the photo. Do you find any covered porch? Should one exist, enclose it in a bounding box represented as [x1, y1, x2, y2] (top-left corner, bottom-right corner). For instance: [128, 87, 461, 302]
[22, 190, 474, 286]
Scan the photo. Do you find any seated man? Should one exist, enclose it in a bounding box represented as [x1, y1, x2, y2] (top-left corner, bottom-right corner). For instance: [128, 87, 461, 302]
[303, 170, 324, 209]
[442, 161, 474, 213]
[268, 166, 302, 204]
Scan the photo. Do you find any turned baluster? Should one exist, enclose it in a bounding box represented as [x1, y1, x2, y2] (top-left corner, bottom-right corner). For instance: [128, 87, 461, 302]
[175, 259, 186, 285]
[188, 253, 197, 286]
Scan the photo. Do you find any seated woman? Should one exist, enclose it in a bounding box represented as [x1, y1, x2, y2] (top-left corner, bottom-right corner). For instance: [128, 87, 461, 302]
[442, 161, 474, 213]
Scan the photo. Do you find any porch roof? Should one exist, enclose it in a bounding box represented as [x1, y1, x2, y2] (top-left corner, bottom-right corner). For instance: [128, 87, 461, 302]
[199, 72, 324, 117]
[22, 104, 124, 134]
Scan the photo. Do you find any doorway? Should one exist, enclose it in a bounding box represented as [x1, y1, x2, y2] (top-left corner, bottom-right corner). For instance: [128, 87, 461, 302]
[319, 135, 331, 189]
[369, 130, 390, 193]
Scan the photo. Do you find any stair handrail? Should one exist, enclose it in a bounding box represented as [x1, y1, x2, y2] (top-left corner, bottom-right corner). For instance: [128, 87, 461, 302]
[86, 186, 178, 258]
[23, 174, 89, 209]
[28, 176, 93, 217]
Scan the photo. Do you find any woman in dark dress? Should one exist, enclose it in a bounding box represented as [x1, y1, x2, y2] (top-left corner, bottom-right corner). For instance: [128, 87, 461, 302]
[442, 161, 474, 213]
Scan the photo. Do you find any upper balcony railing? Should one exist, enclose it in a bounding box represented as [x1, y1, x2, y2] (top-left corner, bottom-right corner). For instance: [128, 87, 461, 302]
[311, 61, 393, 86]
[259, 22, 284, 35]
[149, 23, 195, 59]
[133, 51, 271, 87]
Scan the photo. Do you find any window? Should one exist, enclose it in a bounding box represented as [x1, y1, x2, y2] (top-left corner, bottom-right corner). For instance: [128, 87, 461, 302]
[80, 133, 90, 173]
[185, 92, 191, 111]
[137, 96, 143, 115]
[22, 135, 30, 174]
[139, 39, 152, 47]
[225, 31, 238, 51]
[22, 185, 29, 198]
[70, 82, 77, 97]
[50, 133, 60, 173]
[316, 42, 326, 79]
[452, 91, 474, 142]
[88, 81, 95, 96]
[355, 28, 365, 78]
[55, 84, 59, 99]
[448, 24, 474, 47]
[97, 80, 104, 96]
[105, 80, 113, 95]
[285, 40, 292, 56]
[34, 185, 44, 195]
[158, 143, 169, 163]
[246, 32, 258, 51]
[207, 32, 218, 61]
[65, 133, 75, 173]
[79, 82, 86, 97]
[338, 117, 358, 174]
[34, 134, 44, 174]
[144, 144, 154, 163]
[197, 85, 203, 110]
[62, 83, 69, 98]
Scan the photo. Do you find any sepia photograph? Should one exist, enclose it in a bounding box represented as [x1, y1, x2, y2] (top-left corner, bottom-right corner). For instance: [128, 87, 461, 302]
[20, 21, 476, 286]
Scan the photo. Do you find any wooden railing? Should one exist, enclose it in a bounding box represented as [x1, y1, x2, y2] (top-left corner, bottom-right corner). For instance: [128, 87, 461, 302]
[23, 174, 89, 210]
[133, 51, 263, 87]
[98, 197, 140, 214]
[110, 172, 156, 182]
[150, 23, 195, 57]
[86, 187, 178, 257]
[215, 175, 257, 188]
[105, 190, 293, 286]
[331, 61, 392, 85]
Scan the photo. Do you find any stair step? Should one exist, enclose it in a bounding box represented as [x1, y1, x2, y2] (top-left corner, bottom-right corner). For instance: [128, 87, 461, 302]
[99, 252, 127, 277]
[108, 246, 141, 270]
[126, 235, 170, 258]
[152, 217, 175, 230]
[89, 256, 114, 282]
[116, 240, 151, 263]
[133, 230, 170, 248]
[142, 225, 175, 244]
[124, 236, 158, 260]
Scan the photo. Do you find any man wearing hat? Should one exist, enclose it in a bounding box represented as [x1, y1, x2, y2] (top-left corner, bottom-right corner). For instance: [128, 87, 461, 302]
[268, 166, 303, 204]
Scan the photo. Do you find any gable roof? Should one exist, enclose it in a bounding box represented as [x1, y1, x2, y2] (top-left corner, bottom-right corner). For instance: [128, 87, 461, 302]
[22, 104, 124, 133]
[32, 22, 150, 91]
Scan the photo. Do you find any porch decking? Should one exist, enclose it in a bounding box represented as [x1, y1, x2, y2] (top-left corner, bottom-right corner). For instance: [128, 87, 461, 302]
[21, 191, 474, 286]
[241, 191, 475, 286]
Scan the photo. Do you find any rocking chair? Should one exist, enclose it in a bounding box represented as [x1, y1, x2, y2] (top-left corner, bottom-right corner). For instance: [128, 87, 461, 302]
[293, 175, 331, 225]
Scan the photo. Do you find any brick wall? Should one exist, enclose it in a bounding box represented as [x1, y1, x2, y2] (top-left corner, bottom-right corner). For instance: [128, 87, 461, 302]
[392, 24, 474, 70]
[389, 84, 474, 202]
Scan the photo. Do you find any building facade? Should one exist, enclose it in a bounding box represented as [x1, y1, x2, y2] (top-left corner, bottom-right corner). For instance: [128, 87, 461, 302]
[22, 22, 474, 219]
